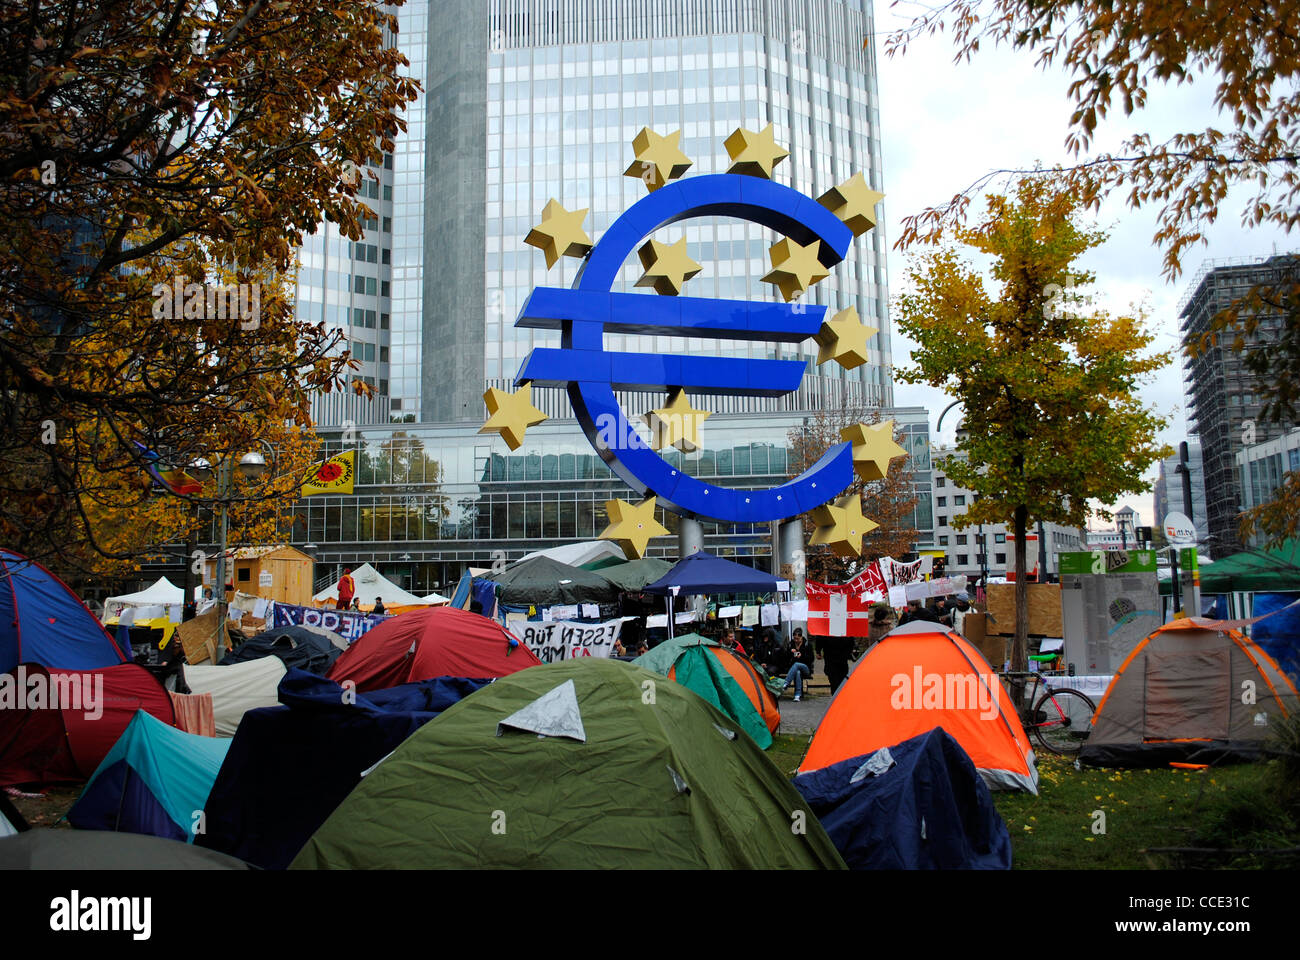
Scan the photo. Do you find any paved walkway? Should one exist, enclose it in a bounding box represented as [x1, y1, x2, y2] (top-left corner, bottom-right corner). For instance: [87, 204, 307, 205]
[773, 660, 836, 735]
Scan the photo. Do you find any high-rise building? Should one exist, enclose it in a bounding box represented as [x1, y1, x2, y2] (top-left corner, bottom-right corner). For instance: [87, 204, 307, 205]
[1153, 439, 1208, 542]
[1236, 426, 1300, 549]
[1179, 254, 1298, 557]
[278, 0, 923, 592]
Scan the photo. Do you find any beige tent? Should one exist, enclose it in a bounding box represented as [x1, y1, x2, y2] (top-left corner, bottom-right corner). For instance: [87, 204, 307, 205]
[1080, 617, 1299, 767]
[312, 563, 433, 612]
[182, 658, 287, 738]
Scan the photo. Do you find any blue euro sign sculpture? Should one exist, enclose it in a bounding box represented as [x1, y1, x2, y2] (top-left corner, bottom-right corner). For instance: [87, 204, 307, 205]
[513, 173, 856, 524]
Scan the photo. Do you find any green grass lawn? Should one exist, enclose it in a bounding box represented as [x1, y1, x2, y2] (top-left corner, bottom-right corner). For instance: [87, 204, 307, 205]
[772, 734, 1300, 869]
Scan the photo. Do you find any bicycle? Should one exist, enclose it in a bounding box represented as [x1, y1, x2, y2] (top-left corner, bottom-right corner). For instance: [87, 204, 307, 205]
[1000, 656, 1097, 756]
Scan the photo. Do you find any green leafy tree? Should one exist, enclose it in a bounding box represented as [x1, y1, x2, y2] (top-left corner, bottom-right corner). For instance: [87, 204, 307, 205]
[895, 177, 1171, 670]
[886, 0, 1300, 547]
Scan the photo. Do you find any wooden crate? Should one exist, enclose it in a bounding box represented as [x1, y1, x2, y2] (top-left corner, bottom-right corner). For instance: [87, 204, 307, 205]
[985, 584, 1063, 637]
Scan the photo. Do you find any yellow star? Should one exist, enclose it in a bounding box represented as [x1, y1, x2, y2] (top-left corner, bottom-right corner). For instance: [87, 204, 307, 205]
[814, 305, 878, 370]
[523, 199, 593, 269]
[839, 420, 907, 482]
[479, 384, 547, 451]
[643, 389, 711, 453]
[761, 237, 829, 302]
[817, 172, 885, 236]
[635, 238, 702, 296]
[809, 494, 877, 558]
[599, 496, 670, 560]
[623, 128, 692, 192]
[723, 123, 789, 179]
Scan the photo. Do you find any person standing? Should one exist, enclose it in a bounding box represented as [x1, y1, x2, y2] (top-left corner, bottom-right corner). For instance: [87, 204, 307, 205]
[336, 568, 355, 610]
[372, 597, 386, 616]
[817, 633, 854, 695]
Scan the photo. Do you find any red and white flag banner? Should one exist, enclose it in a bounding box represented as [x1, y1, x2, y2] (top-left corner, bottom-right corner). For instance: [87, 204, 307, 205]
[806, 562, 888, 637]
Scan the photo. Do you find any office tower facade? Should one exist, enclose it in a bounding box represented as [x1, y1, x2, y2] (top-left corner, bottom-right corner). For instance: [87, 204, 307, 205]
[1236, 427, 1300, 549]
[1179, 254, 1299, 557]
[280, 0, 923, 593]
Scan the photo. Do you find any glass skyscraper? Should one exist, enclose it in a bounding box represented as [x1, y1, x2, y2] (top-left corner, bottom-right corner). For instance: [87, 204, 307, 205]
[281, 0, 924, 593]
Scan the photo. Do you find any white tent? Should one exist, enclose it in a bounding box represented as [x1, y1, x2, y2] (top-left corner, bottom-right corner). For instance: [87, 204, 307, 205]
[182, 658, 287, 737]
[517, 540, 625, 569]
[103, 577, 185, 623]
[312, 563, 435, 610]
[419, 592, 451, 606]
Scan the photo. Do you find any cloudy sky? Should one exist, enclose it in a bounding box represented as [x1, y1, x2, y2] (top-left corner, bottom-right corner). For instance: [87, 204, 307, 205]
[871, 8, 1292, 529]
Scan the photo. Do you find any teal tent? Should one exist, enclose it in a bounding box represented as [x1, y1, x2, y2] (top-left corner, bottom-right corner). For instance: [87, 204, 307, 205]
[292, 659, 844, 870]
[1160, 540, 1300, 594]
[596, 558, 674, 591]
[634, 633, 777, 749]
[68, 711, 230, 842]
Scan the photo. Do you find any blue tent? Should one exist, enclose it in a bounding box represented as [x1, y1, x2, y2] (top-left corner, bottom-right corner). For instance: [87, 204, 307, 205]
[196, 668, 488, 869]
[642, 551, 785, 596]
[221, 625, 342, 674]
[794, 727, 1012, 870]
[0, 549, 129, 674]
[68, 710, 230, 843]
[1253, 592, 1300, 684]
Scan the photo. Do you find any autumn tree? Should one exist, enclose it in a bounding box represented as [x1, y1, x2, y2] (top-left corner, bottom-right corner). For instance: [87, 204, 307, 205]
[0, 1, 419, 567]
[886, 0, 1300, 546]
[788, 405, 918, 583]
[894, 177, 1170, 671]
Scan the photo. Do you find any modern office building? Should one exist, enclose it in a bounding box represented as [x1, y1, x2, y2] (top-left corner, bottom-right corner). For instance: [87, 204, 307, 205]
[1153, 439, 1208, 542]
[277, 0, 921, 593]
[1179, 254, 1299, 557]
[929, 440, 1085, 583]
[1236, 426, 1300, 549]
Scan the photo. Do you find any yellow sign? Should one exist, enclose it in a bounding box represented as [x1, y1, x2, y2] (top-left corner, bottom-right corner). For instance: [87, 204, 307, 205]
[302, 451, 356, 496]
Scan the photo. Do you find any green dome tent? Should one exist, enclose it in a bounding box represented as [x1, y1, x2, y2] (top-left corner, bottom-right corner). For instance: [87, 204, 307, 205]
[292, 659, 844, 870]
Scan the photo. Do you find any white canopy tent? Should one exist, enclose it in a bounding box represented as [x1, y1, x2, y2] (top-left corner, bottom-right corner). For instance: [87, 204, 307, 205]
[517, 540, 625, 569]
[103, 577, 187, 624]
[419, 592, 451, 606]
[312, 563, 438, 611]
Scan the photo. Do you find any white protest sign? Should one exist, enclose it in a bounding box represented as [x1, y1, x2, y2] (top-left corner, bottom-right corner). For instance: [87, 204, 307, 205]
[516, 618, 627, 664]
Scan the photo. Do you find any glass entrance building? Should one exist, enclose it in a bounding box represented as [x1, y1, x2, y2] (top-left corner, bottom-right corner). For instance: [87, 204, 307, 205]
[277, 0, 930, 594]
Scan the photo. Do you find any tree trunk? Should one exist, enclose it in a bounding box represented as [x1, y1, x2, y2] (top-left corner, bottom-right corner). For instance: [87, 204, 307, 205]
[1012, 504, 1029, 673]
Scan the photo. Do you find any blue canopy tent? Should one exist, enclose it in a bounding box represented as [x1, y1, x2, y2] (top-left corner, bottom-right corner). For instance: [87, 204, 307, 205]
[642, 551, 786, 596]
[195, 668, 488, 869]
[68, 710, 230, 842]
[642, 551, 788, 639]
[794, 727, 1013, 870]
[0, 549, 130, 673]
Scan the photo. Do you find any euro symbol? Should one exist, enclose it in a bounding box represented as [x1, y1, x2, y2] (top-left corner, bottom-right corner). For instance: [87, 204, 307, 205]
[512, 174, 858, 524]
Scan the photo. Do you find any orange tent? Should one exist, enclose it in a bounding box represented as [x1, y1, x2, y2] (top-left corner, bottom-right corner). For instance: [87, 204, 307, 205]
[669, 644, 781, 737]
[799, 621, 1038, 793]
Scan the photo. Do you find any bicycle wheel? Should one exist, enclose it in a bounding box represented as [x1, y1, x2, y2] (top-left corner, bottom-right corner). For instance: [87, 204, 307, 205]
[1029, 687, 1096, 756]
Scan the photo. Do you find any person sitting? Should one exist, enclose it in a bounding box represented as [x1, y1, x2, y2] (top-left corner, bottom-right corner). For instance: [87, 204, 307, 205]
[781, 631, 815, 702]
[372, 597, 386, 616]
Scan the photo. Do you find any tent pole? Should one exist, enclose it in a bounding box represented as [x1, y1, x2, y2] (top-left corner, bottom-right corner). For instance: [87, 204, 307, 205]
[666, 595, 674, 640]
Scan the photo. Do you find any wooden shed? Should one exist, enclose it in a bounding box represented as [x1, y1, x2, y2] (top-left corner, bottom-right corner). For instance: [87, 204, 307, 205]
[206, 545, 314, 606]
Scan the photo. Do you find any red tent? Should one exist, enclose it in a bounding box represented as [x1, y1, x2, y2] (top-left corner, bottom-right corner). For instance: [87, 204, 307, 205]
[326, 607, 542, 692]
[0, 663, 175, 787]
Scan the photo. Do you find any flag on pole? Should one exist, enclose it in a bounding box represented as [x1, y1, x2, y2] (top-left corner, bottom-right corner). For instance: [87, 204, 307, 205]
[302, 451, 356, 496]
[133, 441, 202, 495]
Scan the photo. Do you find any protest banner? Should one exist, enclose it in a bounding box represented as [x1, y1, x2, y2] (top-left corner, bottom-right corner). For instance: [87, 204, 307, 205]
[271, 602, 388, 643]
[516, 618, 627, 664]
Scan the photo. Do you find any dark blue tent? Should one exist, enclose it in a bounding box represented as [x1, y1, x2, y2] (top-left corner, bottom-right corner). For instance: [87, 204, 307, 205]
[67, 710, 230, 842]
[196, 668, 488, 869]
[1253, 592, 1300, 684]
[220, 625, 342, 674]
[794, 727, 1012, 870]
[0, 549, 129, 674]
[642, 551, 785, 596]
